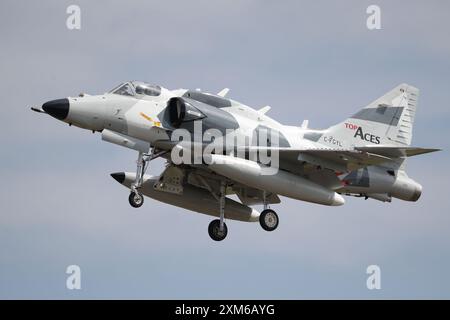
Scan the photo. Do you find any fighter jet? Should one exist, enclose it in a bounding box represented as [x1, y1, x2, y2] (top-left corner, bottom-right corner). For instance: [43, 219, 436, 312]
[32, 82, 439, 241]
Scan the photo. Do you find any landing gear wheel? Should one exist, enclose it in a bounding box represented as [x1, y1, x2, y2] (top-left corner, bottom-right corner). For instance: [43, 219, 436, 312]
[259, 209, 279, 231]
[208, 219, 228, 241]
[129, 191, 144, 208]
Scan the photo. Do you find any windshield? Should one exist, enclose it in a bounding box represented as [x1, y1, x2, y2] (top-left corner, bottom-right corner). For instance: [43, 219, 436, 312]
[111, 82, 134, 96]
[110, 81, 161, 97]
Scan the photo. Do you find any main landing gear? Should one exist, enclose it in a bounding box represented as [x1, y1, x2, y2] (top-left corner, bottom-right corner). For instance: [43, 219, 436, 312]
[208, 180, 228, 241]
[259, 190, 279, 232]
[208, 219, 228, 241]
[207, 187, 279, 241]
[259, 209, 279, 231]
[128, 149, 166, 208]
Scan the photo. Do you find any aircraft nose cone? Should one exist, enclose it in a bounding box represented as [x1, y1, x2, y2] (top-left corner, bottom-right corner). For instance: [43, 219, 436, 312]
[42, 98, 69, 120]
[110, 172, 125, 184]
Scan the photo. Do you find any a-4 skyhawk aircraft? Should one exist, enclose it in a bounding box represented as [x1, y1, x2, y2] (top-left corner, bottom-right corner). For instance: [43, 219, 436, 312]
[33, 81, 439, 241]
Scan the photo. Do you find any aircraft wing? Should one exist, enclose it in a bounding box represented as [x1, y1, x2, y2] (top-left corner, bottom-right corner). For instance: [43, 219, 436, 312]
[239, 146, 392, 172]
[154, 142, 396, 172]
[238, 146, 424, 172]
[354, 146, 441, 158]
[296, 148, 392, 171]
[153, 141, 440, 188]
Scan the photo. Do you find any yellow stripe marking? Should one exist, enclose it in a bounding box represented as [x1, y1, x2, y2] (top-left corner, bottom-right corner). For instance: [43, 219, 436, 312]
[140, 112, 161, 127]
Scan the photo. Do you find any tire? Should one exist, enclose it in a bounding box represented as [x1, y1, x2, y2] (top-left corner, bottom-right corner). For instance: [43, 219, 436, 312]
[208, 219, 228, 241]
[129, 191, 144, 208]
[259, 209, 279, 231]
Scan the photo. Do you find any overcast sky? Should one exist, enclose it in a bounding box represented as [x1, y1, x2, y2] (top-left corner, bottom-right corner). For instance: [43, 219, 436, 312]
[0, 0, 449, 299]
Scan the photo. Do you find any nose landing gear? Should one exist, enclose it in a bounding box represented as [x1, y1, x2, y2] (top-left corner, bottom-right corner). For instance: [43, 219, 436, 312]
[128, 151, 147, 208]
[128, 149, 167, 208]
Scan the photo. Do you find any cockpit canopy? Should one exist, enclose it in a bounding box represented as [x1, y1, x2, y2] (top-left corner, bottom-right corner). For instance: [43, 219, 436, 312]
[109, 81, 161, 98]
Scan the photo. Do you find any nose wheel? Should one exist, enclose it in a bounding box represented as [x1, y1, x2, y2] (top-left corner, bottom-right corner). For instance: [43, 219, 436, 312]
[129, 191, 144, 208]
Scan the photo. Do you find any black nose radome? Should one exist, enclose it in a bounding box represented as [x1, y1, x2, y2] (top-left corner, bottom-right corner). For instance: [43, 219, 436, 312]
[42, 98, 69, 120]
[110, 172, 125, 184]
